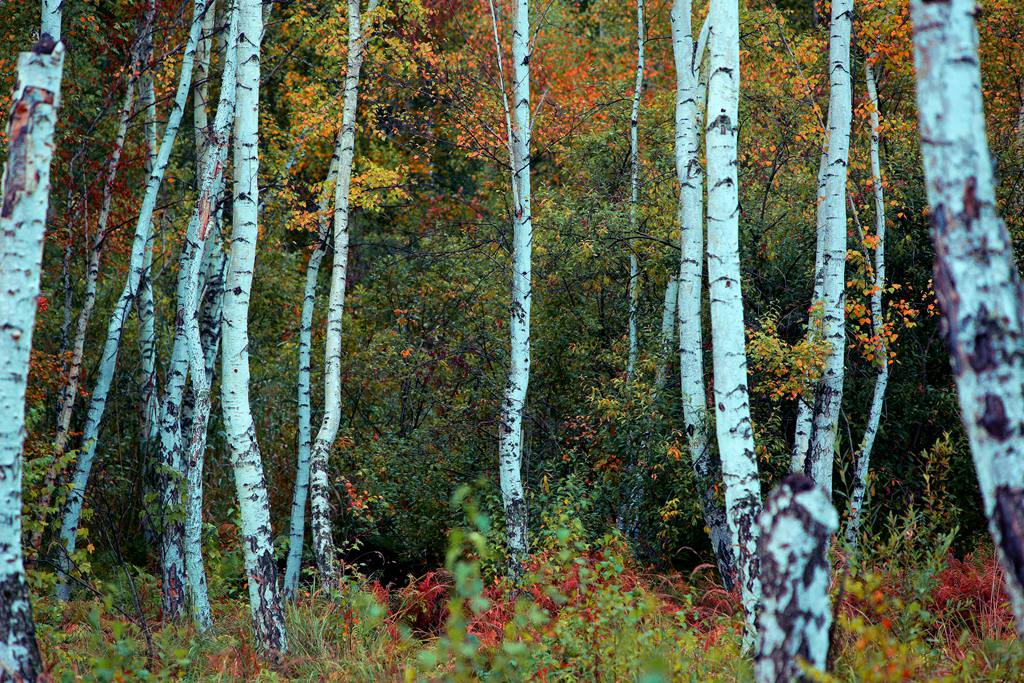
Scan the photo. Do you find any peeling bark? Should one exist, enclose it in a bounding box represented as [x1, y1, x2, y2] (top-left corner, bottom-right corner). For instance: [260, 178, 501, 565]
[755, 474, 838, 682]
[911, 0, 1024, 637]
[0, 39, 63, 683]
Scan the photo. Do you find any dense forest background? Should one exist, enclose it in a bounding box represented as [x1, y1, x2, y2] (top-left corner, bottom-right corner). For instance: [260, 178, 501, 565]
[2, 0, 1024, 679]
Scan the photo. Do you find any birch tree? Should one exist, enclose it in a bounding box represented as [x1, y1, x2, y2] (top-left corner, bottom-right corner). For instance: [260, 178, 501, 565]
[797, 0, 853, 495]
[284, 153, 338, 598]
[176, 0, 240, 630]
[755, 475, 838, 682]
[625, 0, 645, 384]
[0, 38, 63, 683]
[846, 53, 889, 548]
[493, 0, 533, 580]
[670, 0, 734, 589]
[57, 0, 208, 601]
[654, 274, 678, 390]
[307, 0, 379, 591]
[705, 0, 762, 642]
[221, 0, 288, 651]
[911, 0, 1024, 636]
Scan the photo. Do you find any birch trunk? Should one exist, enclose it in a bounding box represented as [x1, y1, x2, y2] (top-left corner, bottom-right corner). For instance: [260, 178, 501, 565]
[804, 0, 853, 496]
[179, 0, 239, 631]
[40, 0, 61, 41]
[284, 150, 340, 598]
[910, 0, 1024, 637]
[308, 0, 378, 591]
[622, 0, 638, 385]
[846, 55, 889, 549]
[755, 475, 838, 682]
[671, 0, 735, 590]
[654, 274, 678, 390]
[221, 0, 288, 652]
[56, 0, 207, 601]
[496, 0, 533, 580]
[706, 0, 762, 643]
[0, 39, 63, 683]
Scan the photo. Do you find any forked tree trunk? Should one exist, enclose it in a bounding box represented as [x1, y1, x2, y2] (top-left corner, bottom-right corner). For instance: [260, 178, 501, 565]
[308, 0, 379, 591]
[755, 474, 838, 682]
[910, 0, 1024, 638]
[0, 38, 64, 683]
[670, 0, 735, 590]
[706, 0, 762, 645]
[284, 149, 339, 598]
[846, 54, 889, 549]
[221, 0, 288, 653]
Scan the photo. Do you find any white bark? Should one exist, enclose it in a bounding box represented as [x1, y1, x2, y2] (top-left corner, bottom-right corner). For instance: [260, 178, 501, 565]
[625, 0, 645, 384]
[911, 0, 1024, 637]
[654, 274, 678, 389]
[804, 0, 853, 496]
[671, 0, 735, 590]
[57, 0, 207, 602]
[0, 40, 63, 683]
[705, 0, 762, 644]
[308, 0, 378, 591]
[284, 149, 340, 598]
[496, 0, 533, 580]
[755, 475, 838, 682]
[179, 0, 239, 631]
[40, 0, 61, 41]
[221, 0, 288, 652]
[846, 55, 889, 549]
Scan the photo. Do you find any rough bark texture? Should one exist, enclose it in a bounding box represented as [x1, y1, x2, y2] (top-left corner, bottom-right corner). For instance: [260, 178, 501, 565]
[846, 54, 889, 549]
[670, 0, 735, 591]
[221, 0, 288, 653]
[804, 0, 853, 497]
[496, 0, 533, 581]
[910, 0, 1024, 637]
[755, 474, 838, 682]
[705, 0, 762, 645]
[0, 39, 64, 683]
[56, 0, 206, 600]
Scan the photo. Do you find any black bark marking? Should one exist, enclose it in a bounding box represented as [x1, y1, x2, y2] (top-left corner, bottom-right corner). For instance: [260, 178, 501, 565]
[980, 394, 1011, 440]
[994, 486, 1024, 596]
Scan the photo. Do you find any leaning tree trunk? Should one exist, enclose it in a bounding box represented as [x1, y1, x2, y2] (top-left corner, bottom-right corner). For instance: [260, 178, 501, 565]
[35, 73, 136, 553]
[846, 53, 889, 549]
[56, 0, 207, 601]
[755, 475, 838, 682]
[706, 0, 763, 646]
[910, 0, 1024, 638]
[0, 38, 64, 683]
[308, 0, 378, 592]
[496, 0, 533, 581]
[670, 0, 735, 590]
[625, 0, 645, 385]
[803, 0, 853, 496]
[180, 0, 239, 631]
[284, 148, 340, 598]
[221, 0, 288, 653]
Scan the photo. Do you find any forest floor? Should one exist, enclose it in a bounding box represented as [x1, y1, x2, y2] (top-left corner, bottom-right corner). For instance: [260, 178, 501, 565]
[31, 529, 1024, 682]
